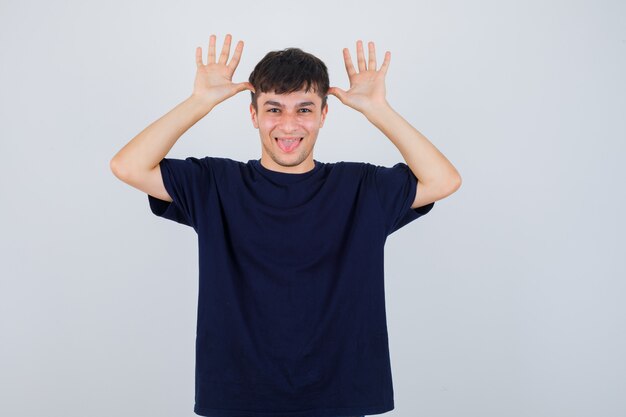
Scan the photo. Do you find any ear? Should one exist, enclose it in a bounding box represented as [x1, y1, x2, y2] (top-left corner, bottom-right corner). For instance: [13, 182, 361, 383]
[319, 103, 329, 128]
[250, 103, 259, 129]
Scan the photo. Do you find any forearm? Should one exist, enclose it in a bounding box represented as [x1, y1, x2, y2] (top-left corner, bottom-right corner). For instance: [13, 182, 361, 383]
[110, 94, 216, 177]
[364, 102, 461, 186]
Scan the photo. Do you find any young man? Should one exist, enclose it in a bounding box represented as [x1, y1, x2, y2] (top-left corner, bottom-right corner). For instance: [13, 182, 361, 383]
[111, 34, 461, 417]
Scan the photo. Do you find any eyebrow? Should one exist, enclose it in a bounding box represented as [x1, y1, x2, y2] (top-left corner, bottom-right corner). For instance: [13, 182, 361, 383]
[263, 100, 316, 107]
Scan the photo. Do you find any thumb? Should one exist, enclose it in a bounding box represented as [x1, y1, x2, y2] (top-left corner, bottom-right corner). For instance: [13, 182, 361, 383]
[235, 81, 255, 93]
[328, 86, 347, 103]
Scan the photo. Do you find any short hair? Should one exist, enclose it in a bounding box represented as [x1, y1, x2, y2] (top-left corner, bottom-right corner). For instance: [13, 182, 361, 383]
[248, 47, 329, 111]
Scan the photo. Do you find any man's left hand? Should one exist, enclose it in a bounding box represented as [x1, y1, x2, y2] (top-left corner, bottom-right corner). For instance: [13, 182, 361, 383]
[328, 40, 391, 116]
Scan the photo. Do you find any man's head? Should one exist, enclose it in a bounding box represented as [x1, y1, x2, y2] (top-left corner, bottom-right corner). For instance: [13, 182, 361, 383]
[249, 47, 329, 111]
[248, 48, 329, 173]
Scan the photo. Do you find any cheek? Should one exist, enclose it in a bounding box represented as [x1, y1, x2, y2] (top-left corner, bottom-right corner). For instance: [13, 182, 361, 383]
[259, 121, 277, 136]
[304, 120, 321, 131]
[260, 120, 274, 129]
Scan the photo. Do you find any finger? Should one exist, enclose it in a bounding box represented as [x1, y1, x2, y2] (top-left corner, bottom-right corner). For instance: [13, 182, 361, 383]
[219, 33, 232, 65]
[227, 40, 244, 72]
[195, 46, 204, 67]
[328, 86, 346, 102]
[235, 81, 254, 93]
[380, 51, 391, 76]
[208, 34, 216, 64]
[368, 41, 377, 71]
[342, 48, 357, 78]
[356, 40, 366, 72]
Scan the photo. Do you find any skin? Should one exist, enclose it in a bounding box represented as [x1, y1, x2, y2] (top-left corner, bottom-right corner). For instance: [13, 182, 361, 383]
[190, 34, 461, 207]
[328, 40, 462, 207]
[250, 89, 328, 174]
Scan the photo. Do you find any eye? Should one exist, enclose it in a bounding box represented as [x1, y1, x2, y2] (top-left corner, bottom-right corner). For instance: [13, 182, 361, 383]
[268, 108, 280, 113]
[299, 108, 312, 113]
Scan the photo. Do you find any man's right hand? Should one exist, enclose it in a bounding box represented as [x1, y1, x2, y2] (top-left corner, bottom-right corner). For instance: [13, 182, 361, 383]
[192, 34, 254, 107]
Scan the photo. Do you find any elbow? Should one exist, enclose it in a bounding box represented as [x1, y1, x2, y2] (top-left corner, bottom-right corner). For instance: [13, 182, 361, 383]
[451, 174, 462, 192]
[446, 165, 462, 193]
[439, 173, 462, 198]
[110, 157, 128, 180]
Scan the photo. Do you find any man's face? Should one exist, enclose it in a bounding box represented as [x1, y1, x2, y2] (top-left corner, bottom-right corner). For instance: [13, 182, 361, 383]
[250, 88, 328, 173]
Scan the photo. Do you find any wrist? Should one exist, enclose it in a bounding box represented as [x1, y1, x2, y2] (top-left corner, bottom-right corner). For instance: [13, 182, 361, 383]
[188, 93, 218, 113]
[364, 100, 394, 124]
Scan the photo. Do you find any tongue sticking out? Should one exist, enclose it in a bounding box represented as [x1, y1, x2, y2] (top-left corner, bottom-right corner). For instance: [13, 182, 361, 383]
[277, 138, 301, 153]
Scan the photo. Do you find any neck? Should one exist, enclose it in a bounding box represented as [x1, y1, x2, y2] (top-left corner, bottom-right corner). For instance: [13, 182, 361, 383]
[259, 156, 315, 174]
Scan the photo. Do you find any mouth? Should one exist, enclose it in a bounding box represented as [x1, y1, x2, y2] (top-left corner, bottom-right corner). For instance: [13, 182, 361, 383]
[275, 137, 303, 153]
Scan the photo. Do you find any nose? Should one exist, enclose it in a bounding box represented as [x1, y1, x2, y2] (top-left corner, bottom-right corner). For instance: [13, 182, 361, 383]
[277, 111, 300, 132]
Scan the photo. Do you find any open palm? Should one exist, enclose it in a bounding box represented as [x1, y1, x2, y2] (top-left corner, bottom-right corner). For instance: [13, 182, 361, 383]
[192, 34, 253, 106]
[329, 40, 390, 115]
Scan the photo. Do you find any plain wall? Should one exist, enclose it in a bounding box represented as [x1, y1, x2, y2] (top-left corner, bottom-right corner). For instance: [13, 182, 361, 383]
[1, 0, 624, 416]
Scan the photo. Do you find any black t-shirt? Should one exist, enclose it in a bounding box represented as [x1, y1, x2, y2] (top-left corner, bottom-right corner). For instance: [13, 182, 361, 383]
[148, 156, 434, 417]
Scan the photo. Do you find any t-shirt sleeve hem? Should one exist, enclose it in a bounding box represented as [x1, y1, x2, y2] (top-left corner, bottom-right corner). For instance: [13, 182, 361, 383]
[147, 193, 174, 217]
[146, 158, 195, 228]
[387, 172, 434, 235]
[412, 200, 435, 216]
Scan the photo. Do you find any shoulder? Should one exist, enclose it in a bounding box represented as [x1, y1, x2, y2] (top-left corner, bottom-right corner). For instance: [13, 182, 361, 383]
[198, 156, 248, 173]
[200, 156, 241, 166]
[331, 160, 402, 171]
[330, 160, 409, 180]
[324, 160, 374, 173]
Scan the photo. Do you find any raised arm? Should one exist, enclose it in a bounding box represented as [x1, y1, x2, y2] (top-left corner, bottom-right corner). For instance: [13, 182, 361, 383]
[328, 40, 461, 209]
[110, 34, 253, 200]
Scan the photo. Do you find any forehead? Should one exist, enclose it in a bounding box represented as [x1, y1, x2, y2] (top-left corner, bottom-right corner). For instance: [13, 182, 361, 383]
[258, 89, 322, 106]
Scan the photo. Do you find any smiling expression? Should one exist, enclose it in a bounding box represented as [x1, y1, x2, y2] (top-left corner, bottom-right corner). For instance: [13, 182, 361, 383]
[250, 88, 328, 174]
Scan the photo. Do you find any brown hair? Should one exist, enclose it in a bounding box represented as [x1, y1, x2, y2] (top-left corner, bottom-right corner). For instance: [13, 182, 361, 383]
[248, 47, 329, 111]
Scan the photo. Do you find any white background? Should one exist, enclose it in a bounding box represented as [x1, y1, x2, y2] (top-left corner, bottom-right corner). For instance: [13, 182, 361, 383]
[1, 0, 625, 416]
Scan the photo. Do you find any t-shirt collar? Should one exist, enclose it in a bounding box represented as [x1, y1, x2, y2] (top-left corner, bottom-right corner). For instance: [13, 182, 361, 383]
[250, 158, 323, 184]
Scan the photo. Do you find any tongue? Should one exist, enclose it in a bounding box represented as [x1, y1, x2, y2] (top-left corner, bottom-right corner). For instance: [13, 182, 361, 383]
[277, 138, 300, 152]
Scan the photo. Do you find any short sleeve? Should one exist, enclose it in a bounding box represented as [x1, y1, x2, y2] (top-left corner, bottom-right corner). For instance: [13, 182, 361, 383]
[147, 156, 209, 230]
[373, 162, 435, 235]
